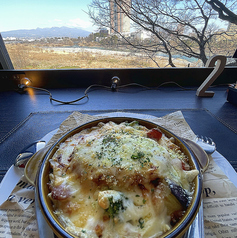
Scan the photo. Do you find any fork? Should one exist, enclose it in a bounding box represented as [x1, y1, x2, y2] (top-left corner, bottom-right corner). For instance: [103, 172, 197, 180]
[195, 135, 216, 154]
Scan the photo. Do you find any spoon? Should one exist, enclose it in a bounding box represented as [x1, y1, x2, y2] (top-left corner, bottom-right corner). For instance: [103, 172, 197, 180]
[14, 141, 46, 168]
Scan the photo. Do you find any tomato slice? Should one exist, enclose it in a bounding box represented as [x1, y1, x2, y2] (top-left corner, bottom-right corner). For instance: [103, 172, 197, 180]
[147, 128, 162, 141]
[181, 161, 190, 171]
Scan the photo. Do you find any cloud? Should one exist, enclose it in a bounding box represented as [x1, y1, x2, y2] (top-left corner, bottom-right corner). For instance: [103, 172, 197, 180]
[68, 18, 92, 29]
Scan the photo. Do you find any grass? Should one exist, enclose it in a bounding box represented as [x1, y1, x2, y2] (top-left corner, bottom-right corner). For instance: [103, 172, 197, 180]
[6, 43, 191, 69]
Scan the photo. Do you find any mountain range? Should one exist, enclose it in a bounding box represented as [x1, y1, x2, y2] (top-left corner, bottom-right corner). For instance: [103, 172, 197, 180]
[1, 26, 92, 39]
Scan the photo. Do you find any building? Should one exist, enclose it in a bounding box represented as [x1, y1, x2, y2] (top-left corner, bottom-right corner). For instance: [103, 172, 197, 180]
[109, 0, 131, 34]
[130, 30, 151, 41]
[99, 28, 109, 36]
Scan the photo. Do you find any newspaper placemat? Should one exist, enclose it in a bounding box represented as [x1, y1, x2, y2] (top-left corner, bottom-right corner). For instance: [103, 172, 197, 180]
[0, 110, 237, 238]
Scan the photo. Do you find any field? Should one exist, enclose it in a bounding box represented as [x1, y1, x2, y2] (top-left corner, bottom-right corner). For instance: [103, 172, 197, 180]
[6, 43, 193, 69]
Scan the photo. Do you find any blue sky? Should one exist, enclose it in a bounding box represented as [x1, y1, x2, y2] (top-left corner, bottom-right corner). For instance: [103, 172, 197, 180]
[0, 0, 229, 33]
[0, 0, 96, 32]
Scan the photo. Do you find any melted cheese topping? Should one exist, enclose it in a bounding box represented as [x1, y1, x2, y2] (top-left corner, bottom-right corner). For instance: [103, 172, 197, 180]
[48, 121, 198, 237]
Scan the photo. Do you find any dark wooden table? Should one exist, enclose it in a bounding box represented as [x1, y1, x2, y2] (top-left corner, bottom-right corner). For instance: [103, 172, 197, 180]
[0, 86, 237, 181]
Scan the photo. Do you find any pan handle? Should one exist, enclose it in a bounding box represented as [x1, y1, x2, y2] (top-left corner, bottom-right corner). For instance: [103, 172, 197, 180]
[24, 145, 51, 186]
[182, 138, 209, 173]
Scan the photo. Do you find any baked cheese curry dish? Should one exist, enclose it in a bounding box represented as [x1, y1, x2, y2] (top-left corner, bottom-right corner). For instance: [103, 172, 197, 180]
[48, 121, 199, 237]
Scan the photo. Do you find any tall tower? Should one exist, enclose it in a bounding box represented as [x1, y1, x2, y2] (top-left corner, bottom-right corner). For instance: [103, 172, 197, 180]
[110, 0, 131, 34]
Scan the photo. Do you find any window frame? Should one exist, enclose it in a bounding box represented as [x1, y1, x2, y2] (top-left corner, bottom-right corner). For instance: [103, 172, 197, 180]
[1, 66, 236, 92]
[0, 34, 14, 70]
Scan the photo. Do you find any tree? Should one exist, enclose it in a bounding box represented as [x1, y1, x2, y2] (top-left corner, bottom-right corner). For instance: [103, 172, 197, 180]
[88, 0, 233, 67]
[205, 0, 237, 25]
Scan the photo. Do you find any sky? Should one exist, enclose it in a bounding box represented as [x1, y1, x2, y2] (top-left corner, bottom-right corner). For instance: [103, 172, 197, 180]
[0, 0, 97, 32]
[0, 0, 230, 34]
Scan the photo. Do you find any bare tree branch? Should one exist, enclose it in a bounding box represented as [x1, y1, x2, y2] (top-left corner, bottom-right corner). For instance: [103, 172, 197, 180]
[87, 0, 236, 67]
[205, 0, 237, 24]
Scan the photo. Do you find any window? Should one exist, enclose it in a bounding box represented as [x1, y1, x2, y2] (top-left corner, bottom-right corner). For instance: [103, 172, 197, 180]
[1, 0, 237, 69]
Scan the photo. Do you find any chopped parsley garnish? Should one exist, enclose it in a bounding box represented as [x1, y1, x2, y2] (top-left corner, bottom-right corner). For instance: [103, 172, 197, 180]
[106, 196, 127, 218]
[96, 134, 121, 164]
[96, 151, 103, 160]
[131, 151, 151, 167]
[131, 151, 145, 160]
[102, 134, 118, 145]
[138, 218, 145, 229]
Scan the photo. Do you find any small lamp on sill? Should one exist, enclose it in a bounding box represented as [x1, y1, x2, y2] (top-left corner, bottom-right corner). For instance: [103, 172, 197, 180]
[20, 77, 32, 86]
[18, 77, 32, 93]
[111, 76, 120, 91]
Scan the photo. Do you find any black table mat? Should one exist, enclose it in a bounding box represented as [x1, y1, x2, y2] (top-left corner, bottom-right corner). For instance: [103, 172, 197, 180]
[1, 109, 236, 182]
